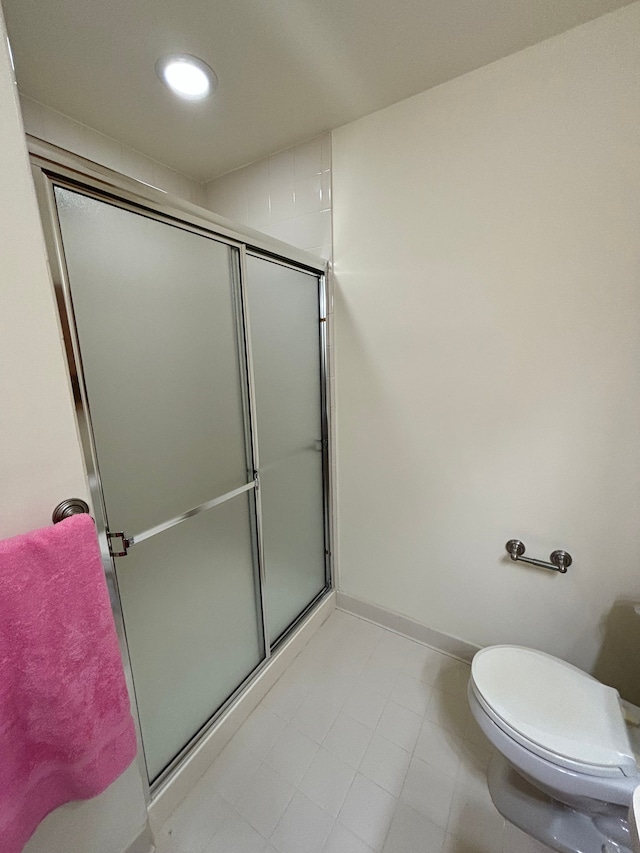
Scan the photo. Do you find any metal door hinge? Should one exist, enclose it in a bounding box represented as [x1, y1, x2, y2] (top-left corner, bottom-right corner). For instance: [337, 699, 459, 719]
[254, 472, 260, 492]
[107, 531, 132, 557]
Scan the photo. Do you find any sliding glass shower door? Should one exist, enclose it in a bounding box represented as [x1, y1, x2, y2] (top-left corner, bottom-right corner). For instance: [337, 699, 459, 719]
[44, 166, 331, 790]
[54, 188, 265, 781]
[246, 256, 328, 643]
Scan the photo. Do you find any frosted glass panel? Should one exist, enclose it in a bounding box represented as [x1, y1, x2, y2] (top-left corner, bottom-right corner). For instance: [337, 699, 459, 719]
[54, 186, 264, 782]
[246, 256, 327, 642]
[55, 187, 249, 535]
[116, 495, 262, 780]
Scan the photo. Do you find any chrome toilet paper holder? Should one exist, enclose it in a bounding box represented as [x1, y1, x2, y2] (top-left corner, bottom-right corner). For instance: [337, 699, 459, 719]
[505, 539, 572, 574]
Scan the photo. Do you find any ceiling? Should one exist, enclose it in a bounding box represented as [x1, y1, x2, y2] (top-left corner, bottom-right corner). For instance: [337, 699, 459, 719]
[3, 0, 634, 183]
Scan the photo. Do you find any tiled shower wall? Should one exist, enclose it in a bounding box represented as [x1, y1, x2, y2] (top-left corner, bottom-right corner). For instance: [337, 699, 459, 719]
[19, 95, 206, 206]
[204, 134, 332, 262]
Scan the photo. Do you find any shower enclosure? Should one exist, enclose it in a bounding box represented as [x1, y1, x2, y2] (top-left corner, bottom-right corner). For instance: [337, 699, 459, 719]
[30, 140, 332, 792]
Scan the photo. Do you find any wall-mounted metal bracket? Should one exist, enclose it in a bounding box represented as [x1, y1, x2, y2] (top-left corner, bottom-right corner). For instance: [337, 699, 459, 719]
[505, 539, 572, 573]
[52, 497, 91, 524]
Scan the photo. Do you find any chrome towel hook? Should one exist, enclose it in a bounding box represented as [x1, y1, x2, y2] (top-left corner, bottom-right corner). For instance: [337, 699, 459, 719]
[505, 539, 572, 574]
[52, 498, 91, 524]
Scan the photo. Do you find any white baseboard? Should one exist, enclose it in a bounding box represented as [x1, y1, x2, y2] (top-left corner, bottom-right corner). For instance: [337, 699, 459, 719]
[148, 590, 336, 832]
[336, 592, 480, 663]
[125, 825, 155, 853]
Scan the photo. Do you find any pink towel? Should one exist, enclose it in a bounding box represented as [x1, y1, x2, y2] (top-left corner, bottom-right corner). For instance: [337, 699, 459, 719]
[0, 514, 137, 853]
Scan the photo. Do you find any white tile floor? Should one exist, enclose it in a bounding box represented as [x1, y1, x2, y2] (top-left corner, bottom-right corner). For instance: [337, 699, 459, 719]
[154, 610, 552, 853]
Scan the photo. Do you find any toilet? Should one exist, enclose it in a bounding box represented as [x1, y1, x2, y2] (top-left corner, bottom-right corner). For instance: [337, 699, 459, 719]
[468, 645, 640, 853]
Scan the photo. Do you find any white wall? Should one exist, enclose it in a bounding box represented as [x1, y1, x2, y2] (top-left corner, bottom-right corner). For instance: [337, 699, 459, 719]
[20, 95, 205, 206]
[0, 8, 149, 853]
[205, 134, 332, 260]
[333, 3, 640, 678]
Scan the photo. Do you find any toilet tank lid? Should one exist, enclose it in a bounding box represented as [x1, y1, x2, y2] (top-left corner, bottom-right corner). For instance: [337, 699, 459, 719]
[471, 646, 637, 775]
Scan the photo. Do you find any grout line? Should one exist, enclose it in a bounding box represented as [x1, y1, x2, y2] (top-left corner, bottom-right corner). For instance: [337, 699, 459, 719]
[169, 611, 498, 853]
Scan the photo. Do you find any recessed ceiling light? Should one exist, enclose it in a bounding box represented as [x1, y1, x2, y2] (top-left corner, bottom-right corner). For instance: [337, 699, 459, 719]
[156, 54, 217, 101]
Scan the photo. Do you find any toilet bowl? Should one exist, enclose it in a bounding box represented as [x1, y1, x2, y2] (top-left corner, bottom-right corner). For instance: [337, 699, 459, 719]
[631, 786, 640, 851]
[468, 645, 640, 853]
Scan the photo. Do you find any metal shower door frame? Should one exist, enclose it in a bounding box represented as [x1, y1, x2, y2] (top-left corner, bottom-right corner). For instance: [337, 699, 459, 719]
[243, 249, 334, 644]
[29, 136, 333, 801]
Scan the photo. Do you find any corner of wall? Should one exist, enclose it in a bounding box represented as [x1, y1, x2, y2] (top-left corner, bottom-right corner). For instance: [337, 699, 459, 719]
[18, 94, 205, 206]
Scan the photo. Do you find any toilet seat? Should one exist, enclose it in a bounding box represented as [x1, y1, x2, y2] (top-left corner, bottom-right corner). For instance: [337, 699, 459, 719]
[471, 646, 637, 778]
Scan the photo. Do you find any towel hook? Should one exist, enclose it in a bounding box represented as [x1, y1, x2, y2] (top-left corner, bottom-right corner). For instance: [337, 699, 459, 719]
[52, 498, 91, 524]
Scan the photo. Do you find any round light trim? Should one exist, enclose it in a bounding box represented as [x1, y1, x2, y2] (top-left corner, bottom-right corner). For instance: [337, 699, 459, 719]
[156, 54, 217, 101]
